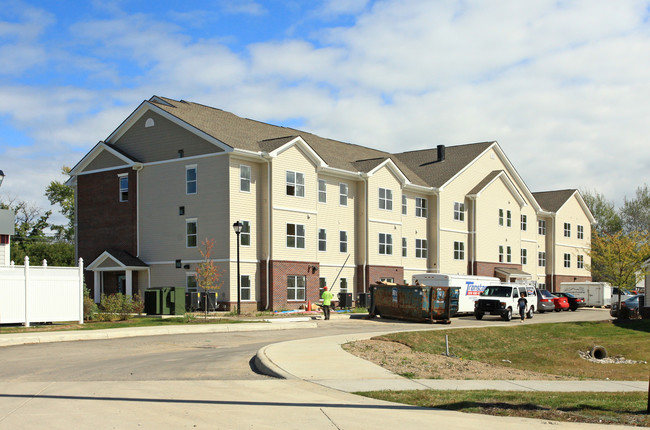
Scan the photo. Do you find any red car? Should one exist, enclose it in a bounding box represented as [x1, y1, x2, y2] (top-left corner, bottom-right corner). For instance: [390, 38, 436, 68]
[552, 294, 570, 311]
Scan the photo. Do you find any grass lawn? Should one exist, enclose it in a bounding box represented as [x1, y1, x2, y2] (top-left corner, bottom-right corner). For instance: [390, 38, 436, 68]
[375, 319, 650, 380]
[359, 390, 650, 427]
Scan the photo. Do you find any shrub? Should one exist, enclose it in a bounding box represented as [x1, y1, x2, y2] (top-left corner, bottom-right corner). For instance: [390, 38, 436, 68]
[83, 287, 99, 321]
[99, 293, 139, 321]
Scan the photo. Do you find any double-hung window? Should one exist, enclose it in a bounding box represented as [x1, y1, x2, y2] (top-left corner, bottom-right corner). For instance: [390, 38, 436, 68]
[538, 252, 546, 267]
[339, 231, 348, 253]
[416, 239, 427, 258]
[577, 255, 584, 269]
[506, 246, 512, 263]
[118, 174, 128, 202]
[287, 275, 305, 301]
[415, 198, 427, 218]
[453, 241, 464, 260]
[339, 278, 348, 294]
[538, 220, 546, 235]
[564, 222, 571, 238]
[521, 214, 527, 231]
[499, 245, 504, 262]
[286, 171, 304, 197]
[186, 219, 197, 248]
[339, 183, 348, 206]
[240, 165, 251, 192]
[506, 210, 512, 227]
[499, 209, 504, 226]
[318, 179, 327, 203]
[564, 253, 571, 268]
[402, 237, 407, 257]
[521, 248, 527, 265]
[577, 225, 584, 239]
[240, 221, 251, 246]
[186, 274, 198, 292]
[379, 188, 393, 210]
[378, 233, 393, 255]
[402, 195, 407, 215]
[286, 223, 305, 249]
[241, 275, 251, 300]
[186, 165, 197, 195]
[453, 202, 465, 221]
[318, 228, 327, 252]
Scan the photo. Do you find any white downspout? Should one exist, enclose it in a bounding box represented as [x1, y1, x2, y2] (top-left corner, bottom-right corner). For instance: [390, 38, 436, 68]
[265, 155, 272, 310]
[363, 175, 368, 293]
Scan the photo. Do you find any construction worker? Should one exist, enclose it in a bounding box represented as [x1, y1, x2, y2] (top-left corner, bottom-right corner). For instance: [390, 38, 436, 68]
[321, 286, 333, 320]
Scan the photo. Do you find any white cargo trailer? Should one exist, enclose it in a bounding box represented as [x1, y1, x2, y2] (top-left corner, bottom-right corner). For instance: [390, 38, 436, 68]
[411, 274, 501, 314]
[559, 282, 612, 307]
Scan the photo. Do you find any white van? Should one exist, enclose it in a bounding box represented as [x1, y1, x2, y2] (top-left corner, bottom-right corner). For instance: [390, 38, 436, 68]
[412, 274, 501, 314]
[474, 284, 537, 321]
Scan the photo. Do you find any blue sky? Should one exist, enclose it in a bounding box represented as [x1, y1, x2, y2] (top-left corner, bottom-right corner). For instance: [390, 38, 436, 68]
[1, 0, 649, 223]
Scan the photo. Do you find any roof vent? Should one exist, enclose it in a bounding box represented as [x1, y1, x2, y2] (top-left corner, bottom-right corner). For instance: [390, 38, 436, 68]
[437, 145, 446, 162]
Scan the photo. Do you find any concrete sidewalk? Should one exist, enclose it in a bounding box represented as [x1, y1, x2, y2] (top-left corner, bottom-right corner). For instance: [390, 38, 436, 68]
[255, 331, 649, 393]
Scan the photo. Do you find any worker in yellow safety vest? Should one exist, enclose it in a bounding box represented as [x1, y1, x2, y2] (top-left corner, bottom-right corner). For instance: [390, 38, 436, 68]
[321, 286, 333, 320]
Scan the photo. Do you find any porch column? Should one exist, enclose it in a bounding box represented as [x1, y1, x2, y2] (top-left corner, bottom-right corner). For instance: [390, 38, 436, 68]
[126, 269, 133, 296]
[94, 271, 101, 303]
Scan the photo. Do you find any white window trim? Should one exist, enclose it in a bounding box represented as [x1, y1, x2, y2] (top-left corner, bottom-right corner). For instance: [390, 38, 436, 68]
[339, 230, 348, 253]
[286, 223, 306, 249]
[186, 218, 198, 249]
[415, 197, 427, 218]
[416, 238, 428, 259]
[240, 164, 251, 193]
[453, 241, 464, 260]
[318, 179, 327, 204]
[240, 220, 251, 247]
[453, 202, 465, 221]
[240, 274, 253, 301]
[402, 194, 407, 215]
[379, 233, 393, 255]
[118, 173, 128, 202]
[378, 187, 393, 211]
[286, 170, 305, 198]
[318, 228, 327, 252]
[287, 275, 306, 301]
[186, 164, 197, 195]
[339, 183, 348, 206]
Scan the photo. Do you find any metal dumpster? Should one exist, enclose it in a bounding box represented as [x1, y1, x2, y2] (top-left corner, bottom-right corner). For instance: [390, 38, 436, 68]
[369, 284, 459, 323]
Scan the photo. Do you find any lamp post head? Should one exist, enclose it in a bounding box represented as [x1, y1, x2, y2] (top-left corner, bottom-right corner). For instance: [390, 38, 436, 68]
[0, 170, 4, 187]
[232, 220, 243, 234]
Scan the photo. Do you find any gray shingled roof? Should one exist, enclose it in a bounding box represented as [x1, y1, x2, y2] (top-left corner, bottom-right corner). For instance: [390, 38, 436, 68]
[533, 189, 577, 212]
[467, 170, 504, 196]
[106, 249, 149, 267]
[146, 97, 497, 190]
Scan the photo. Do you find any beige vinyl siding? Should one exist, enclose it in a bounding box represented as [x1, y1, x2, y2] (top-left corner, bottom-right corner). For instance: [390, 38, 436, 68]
[400, 190, 429, 272]
[317, 173, 356, 266]
[553, 196, 592, 277]
[367, 167, 402, 266]
[367, 168, 401, 223]
[319, 266, 356, 295]
[139, 155, 230, 262]
[229, 157, 263, 263]
[227, 262, 258, 302]
[113, 111, 224, 163]
[83, 150, 129, 172]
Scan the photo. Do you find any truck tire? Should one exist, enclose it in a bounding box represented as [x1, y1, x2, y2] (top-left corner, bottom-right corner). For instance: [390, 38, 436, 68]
[527, 307, 534, 319]
[502, 308, 512, 321]
[570, 306, 577, 311]
[475, 311, 484, 320]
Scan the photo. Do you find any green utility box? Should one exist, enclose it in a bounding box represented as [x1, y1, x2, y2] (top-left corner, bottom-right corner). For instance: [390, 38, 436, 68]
[145, 287, 186, 315]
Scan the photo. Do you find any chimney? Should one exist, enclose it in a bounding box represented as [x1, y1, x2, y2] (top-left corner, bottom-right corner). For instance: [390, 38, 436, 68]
[437, 144, 445, 162]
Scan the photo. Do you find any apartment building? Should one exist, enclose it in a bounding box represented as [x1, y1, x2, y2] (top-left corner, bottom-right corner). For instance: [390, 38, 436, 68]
[69, 96, 594, 310]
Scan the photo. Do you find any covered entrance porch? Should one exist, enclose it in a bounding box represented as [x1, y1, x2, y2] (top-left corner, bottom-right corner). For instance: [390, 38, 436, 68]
[87, 250, 149, 302]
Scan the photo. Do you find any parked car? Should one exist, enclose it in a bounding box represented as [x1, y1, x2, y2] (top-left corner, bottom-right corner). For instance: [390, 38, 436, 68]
[610, 294, 645, 318]
[536, 288, 556, 313]
[554, 292, 586, 311]
[552, 294, 570, 312]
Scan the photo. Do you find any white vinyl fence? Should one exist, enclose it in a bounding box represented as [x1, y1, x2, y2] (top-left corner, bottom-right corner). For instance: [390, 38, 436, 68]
[0, 257, 84, 326]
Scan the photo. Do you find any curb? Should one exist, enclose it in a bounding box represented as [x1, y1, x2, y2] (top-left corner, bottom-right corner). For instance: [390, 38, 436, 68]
[0, 320, 319, 348]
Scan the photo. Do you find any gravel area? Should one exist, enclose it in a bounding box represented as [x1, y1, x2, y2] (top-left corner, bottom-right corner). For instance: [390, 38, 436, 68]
[343, 339, 576, 380]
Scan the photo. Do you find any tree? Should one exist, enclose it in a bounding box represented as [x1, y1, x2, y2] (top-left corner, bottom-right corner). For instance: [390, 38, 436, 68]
[587, 230, 650, 291]
[581, 189, 622, 235]
[620, 184, 650, 234]
[195, 238, 224, 318]
[45, 166, 75, 241]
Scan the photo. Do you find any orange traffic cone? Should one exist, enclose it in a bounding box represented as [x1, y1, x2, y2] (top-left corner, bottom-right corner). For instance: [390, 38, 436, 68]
[307, 300, 311, 311]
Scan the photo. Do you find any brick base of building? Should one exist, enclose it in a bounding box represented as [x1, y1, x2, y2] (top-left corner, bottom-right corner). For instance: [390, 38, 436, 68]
[365, 265, 404, 288]
[550, 275, 592, 292]
[263, 260, 320, 311]
[473, 261, 522, 279]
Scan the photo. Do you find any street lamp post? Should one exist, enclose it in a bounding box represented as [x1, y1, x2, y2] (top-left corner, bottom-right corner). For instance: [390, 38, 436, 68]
[232, 221, 243, 316]
[0, 170, 5, 188]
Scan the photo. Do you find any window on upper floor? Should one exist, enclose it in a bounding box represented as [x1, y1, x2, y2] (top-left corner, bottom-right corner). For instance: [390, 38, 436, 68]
[286, 171, 304, 197]
[577, 255, 584, 269]
[318, 179, 326, 203]
[318, 228, 326, 252]
[339, 183, 348, 206]
[118, 174, 128, 202]
[186, 165, 197, 195]
[416, 238, 428, 259]
[241, 275, 251, 300]
[538, 220, 546, 235]
[564, 222, 571, 238]
[415, 197, 427, 218]
[339, 230, 348, 253]
[564, 253, 571, 268]
[240, 165, 251, 192]
[538, 252, 546, 267]
[186, 219, 197, 248]
[379, 233, 393, 255]
[521, 248, 528, 265]
[379, 188, 393, 211]
[454, 241, 464, 260]
[402, 237, 407, 257]
[240, 220, 251, 246]
[402, 195, 407, 215]
[521, 214, 527, 231]
[499, 209, 504, 226]
[506, 246, 512, 263]
[577, 225, 584, 239]
[506, 210, 512, 227]
[286, 223, 305, 249]
[454, 202, 465, 221]
[499, 245, 504, 262]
